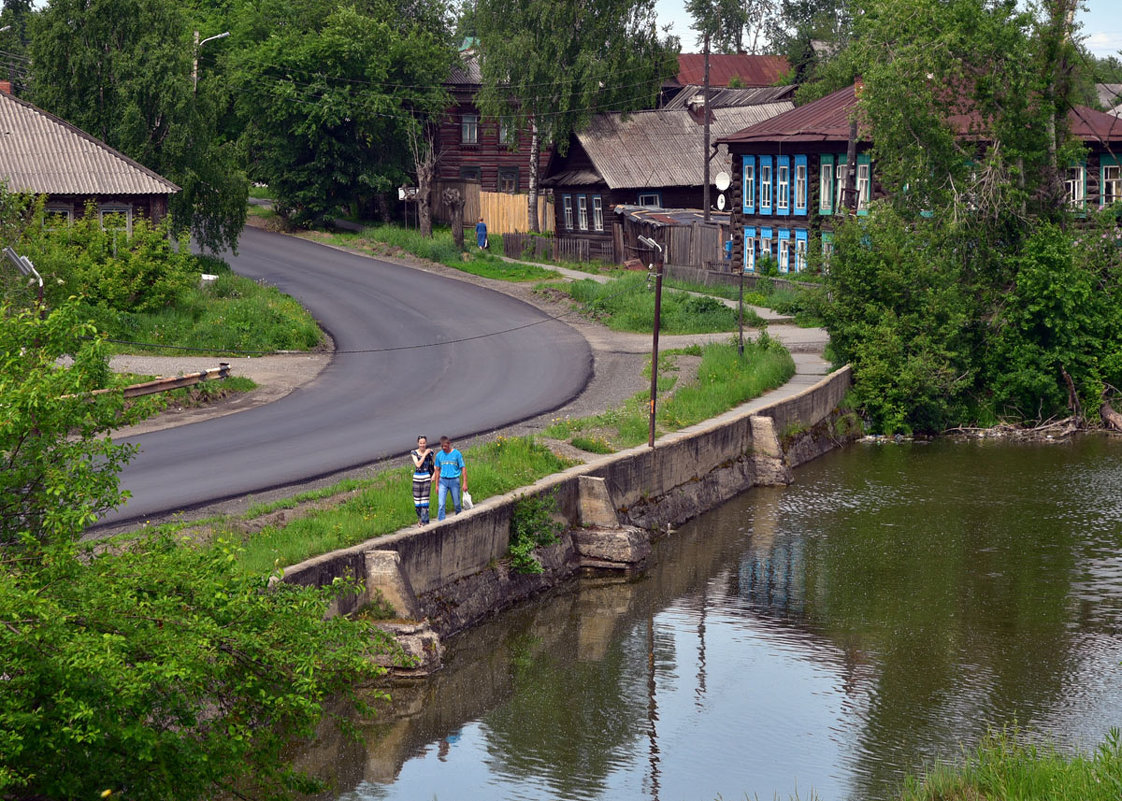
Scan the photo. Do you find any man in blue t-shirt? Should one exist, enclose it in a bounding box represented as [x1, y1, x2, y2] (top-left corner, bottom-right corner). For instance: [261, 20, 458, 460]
[433, 435, 467, 520]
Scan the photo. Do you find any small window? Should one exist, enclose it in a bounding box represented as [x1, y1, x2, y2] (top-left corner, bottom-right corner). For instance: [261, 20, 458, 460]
[499, 118, 516, 145]
[44, 204, 72, 230]
[460, 166, 481, 182]
[795, 163, 807, 211]
[638, 192, 661, 208]
[743, 159, 756, 213]
[461, 114, 479, 145]
[592, 196, 603, 231]
[835, 161, 847, 211]
[795, 236, 807, 272]
[856, 159, 871, 212]
[819, 158, 834, 214]
[1065, 165, 1085, 207]
[563, 195, 574, 230]
[778, 237, 790, 272]
[98, 203, 132, 234]
[777, 163, 790, 212]
[1104, 164, 1121, 206]
[578, 195, 588, 230]
[760, 162, 773, 210]
[498, 167, 519, 193]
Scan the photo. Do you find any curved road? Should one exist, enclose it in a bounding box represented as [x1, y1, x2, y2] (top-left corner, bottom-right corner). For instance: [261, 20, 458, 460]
[97, 226, 592, 528]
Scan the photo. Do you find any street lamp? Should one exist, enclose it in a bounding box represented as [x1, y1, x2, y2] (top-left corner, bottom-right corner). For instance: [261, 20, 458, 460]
[638, 235, 664, 449]
[193, 30, 229, 92]
[4, 245, 43, 313]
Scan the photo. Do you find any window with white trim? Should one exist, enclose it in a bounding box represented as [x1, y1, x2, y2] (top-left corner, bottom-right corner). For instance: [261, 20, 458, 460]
[761, 162, 773, 210]
[44, 204, 72, 230]
[743, 159, 755, 213]
[795, 236, 807, 272]
[1103, 163, 1121, 206]
[856, 159, 871, 211]
[638, 192, 661, 208]
[1065, 165, 1085, 207]
[777, 163, 790, 212]
[99, 203, 132, 235]
[578, 195, 588, 230]
[499, 117, 515, 145]
[779, 237, 790, 272]
[819, 157, 834, 214]
[795, 163, 807, 211]
[835, 161, 848, 211]
[563, 195, 574, 230]
[592, 196, 603, 231]
[461, 114, 479, 144]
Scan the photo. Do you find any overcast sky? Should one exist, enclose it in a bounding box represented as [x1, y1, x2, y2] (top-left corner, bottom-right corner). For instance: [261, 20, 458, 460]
[655, 0, 1122, 60]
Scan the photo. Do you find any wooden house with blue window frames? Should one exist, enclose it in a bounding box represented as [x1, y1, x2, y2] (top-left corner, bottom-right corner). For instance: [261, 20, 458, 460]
[719, 83, 1122, 274]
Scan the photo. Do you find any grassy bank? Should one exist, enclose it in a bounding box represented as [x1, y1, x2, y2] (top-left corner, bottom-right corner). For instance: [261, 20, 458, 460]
[234, 436, 574, 575]
[898, 728, 1122, 801]
[117, 373, 258, 421]
[90, 255, 323, 356]
[555, 273, 742, 334]
[545, 337, 796, 450]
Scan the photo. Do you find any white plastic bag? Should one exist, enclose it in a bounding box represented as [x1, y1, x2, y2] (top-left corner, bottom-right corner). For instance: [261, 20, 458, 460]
[462, 491, 474, 510]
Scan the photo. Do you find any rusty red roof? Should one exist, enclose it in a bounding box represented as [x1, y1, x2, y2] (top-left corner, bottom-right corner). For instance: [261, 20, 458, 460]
[675, 54, 790, 88]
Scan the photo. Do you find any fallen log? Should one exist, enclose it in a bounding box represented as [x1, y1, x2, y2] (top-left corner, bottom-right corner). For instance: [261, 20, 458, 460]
[1102, 399, 1122, 433]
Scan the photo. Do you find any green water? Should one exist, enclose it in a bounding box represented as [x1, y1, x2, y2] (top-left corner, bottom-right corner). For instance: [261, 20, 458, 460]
[313, 436, 1122, 801]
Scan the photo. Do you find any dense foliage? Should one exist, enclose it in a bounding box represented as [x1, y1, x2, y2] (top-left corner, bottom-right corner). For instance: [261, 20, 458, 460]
[0, 303, 386, 799]
[811, 0, 1122, 434]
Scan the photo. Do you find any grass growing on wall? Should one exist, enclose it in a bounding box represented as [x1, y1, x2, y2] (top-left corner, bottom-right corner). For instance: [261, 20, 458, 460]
[234, 436, 575, 575]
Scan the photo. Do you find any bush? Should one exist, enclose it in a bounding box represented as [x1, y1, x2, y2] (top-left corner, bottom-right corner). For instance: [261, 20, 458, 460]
[509, 491, 565, 574]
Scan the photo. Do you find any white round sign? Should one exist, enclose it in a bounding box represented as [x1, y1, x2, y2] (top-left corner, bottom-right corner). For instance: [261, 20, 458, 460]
[714, 171, 731, 191]
[716, 193, 726, 210]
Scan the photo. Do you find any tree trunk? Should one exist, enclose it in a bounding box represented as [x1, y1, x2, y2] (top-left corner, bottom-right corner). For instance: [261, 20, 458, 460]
[1102, 397, 1122, 432]
[444, 187, 465, 249]
[527, 120, 540, 233]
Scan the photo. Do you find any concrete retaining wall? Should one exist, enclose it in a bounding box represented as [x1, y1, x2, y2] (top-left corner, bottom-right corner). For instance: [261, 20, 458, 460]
[283, 366, 854, 630]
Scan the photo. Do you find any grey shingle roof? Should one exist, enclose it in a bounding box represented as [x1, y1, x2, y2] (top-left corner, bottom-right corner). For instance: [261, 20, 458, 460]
[570, 103, 793, 190]
[0, 91, 179, 196]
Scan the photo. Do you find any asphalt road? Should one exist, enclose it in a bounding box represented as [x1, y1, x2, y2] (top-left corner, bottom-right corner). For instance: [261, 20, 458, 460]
[95, 226, 592, 528]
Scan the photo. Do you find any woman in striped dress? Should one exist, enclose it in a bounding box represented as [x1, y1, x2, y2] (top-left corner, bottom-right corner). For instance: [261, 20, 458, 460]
[411, 435, 435, 525]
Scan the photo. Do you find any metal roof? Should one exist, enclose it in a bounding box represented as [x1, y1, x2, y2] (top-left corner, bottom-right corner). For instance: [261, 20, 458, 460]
[614, 204, 730, 227]
[675, 54, 790, 88]
[554, 103, 793, 190]
[663, 85, 796, 110]
[0, 90, 179, 196]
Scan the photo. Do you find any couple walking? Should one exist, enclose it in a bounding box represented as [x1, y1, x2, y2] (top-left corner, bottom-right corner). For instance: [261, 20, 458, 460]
[410, 435, 467, 525]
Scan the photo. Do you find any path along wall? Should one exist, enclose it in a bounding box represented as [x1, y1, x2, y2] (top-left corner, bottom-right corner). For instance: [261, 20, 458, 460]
[282, 366, 854, 640]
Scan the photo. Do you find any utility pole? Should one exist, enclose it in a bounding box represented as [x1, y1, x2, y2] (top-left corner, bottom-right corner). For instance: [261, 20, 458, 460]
[703, 32, 712, 222]
[193, 30, 230, 93]
[639, 236, 664, 449]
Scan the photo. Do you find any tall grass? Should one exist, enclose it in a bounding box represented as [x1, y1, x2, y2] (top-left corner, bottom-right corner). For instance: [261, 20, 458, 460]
[96, 257, 322, 355]
[898, 728, 1122, 801]
[562, 273, 740, 334]
[235, 436, 574, 575]
[544, 338, 795, 449]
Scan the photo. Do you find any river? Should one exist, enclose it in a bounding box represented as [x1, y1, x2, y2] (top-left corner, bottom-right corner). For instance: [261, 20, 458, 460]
[305, 436, 1122, 801]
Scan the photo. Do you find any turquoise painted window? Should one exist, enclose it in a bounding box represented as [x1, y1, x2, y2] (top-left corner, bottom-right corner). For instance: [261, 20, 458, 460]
[819, 155, 834, 214]
[760, 227, 773, 261]
[743, 226, 757, 272]
[1101, 157, 1121, 208]
[856, 153, 872, 215]
[794, 229, 808, 272]
[776, 156, 791, 216]
[742, 156, 756, 214]
[759, 157, 773, 215]
[794, 155, 808, 215]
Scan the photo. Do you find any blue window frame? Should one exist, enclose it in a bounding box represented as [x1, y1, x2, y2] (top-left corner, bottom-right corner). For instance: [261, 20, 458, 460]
[819, 155, 834, 214]
[742, 156, 756, 214]
[856, 153, 872, 215]
[760, 227, 773, 262]
[777, 229, 791, 272]
[743, 226, 756, 272]
[794, 155, 808, 215]
[794, 229, 808, 272]
[759, 156, 773, 215]
[776, 156, 791, 216]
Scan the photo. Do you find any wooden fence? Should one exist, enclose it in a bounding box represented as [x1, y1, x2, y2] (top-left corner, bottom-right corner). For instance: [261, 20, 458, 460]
[432, 181, 554, 235]
[503, 233, 613, 263]
[665, 222, 727, 267]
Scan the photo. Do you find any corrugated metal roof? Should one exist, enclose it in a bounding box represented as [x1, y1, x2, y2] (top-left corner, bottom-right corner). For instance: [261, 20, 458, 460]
[719, 83, 1122, 147]
[675, 54, 790, 88]
[447, 52, 482, 86]
[569, 103, 793, 190]
[0, 91, 179, 195]
[718, 84, 863, 146]
[663, 85, 796, 110]
[614, 204, 730, 227]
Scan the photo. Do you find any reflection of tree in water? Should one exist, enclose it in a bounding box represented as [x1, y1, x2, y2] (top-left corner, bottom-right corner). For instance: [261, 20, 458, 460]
[481, 620, 677, 801]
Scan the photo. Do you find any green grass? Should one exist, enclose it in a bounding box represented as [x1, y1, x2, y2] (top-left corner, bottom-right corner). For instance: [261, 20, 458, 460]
[308, 224, 557, 282]
[233, 436, 575, 575]
[92, 256, 322, 356]
[559, 273, 743, 334]
[118, 374, 258, 421]
[544, 337, 795, 449]
[898, 727, 1122, 801]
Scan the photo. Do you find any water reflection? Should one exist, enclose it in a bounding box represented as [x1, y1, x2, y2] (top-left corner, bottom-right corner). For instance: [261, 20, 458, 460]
[312, 436, 1122, 801]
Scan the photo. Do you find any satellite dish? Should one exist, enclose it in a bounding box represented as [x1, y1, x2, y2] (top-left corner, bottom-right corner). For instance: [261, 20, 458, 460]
[714, 171, 731, 191]
[716, 193, 726, 211]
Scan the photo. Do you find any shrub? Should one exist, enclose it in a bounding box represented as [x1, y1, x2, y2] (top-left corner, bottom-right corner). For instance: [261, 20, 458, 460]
[509, 491, 565, 574]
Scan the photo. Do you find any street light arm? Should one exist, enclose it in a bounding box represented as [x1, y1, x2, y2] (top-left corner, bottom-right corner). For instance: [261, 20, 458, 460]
[197, 31, 230, 50]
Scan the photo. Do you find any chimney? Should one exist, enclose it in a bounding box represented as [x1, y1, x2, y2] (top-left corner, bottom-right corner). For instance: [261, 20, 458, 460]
[0, 81, 10, 94]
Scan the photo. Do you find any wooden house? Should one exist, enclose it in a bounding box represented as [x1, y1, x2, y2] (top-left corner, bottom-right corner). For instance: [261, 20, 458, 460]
[542, 100, 794, 262]
[0, 82, 179, 229]
[719, 84, 1122, 274]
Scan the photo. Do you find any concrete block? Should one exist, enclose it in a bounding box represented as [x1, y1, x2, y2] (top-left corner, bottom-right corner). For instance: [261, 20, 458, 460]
[572, 526, 651, 566]
[578, 475, 621, 528]
[365, 550, 423, 621]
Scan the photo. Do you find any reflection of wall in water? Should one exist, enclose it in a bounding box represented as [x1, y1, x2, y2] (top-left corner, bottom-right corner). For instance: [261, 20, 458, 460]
[736, 486, 806, 618]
